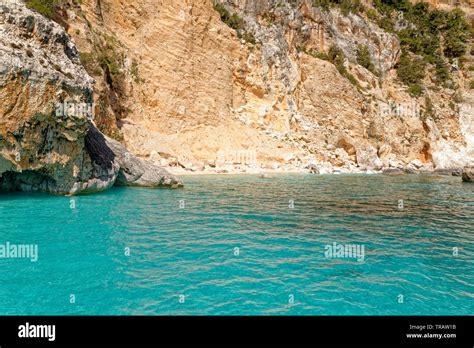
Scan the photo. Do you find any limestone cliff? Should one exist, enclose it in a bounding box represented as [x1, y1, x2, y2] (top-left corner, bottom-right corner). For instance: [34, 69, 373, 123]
[52, 0, 473, 175]
[2, 0, 474, 182]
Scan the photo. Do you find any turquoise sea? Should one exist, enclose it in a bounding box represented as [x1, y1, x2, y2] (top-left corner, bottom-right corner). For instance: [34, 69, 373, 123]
[0, 174, 473, 315]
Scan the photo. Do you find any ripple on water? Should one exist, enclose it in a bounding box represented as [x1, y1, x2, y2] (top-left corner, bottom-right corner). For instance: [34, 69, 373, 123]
[0, 174, 472, 315]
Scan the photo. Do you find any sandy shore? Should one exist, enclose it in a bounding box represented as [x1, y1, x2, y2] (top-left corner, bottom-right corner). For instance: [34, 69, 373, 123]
[166, 167, 467, 178]
[167, 168, 306, 176]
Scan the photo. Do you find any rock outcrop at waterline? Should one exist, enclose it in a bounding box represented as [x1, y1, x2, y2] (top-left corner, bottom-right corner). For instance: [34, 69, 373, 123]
[87, 126, 182, 188]
[0, 0, 181, 195]
[462, 165, 474, 182]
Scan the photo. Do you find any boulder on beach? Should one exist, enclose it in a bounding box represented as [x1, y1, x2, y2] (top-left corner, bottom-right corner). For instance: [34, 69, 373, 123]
[356, 144, 383, 171]
[462, 165, 474, 182]
[434, 168, 463, 176]
[305, 164, 320, 174]
[404, 167, 418, 175]
[383, 168, 404, 175]
[451, 168, 463, 177]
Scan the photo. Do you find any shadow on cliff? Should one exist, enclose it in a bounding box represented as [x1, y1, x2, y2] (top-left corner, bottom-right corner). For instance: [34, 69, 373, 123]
[85, 125, 116, 171]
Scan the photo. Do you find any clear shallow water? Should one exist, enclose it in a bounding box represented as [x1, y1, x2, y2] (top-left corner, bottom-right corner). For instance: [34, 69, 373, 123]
[0, 174, 472, 315]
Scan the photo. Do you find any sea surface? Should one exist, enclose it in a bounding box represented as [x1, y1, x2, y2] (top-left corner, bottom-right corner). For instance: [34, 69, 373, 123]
[0, 174, 473, 315]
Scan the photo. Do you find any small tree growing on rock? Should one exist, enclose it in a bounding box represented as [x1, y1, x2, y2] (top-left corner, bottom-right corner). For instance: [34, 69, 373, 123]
[356, 44, 376, 74]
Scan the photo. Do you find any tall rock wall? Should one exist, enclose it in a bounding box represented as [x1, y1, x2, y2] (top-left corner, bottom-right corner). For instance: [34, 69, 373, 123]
[2, 0, 473, 179]
[0, 0, 181, 194]
[63, 0, 473, 173]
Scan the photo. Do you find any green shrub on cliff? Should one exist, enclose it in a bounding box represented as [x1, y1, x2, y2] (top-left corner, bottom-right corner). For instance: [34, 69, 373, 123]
[314, 0, 471, 95]
[397, 51, 425, 97]
[308, 50, 330, 61]
[130, 60, 144, 84]
[25, 0, 73, 28]
[424, 96, 436, 120]
[374, 0, 410, 14]
[356, 44, 376, 74]
[397, 27, 440, 63]
[443, 9, 472, 58]
[25, 0, 60, 18]
[373, 1, 472, 94]
[312, 0, 364, 15]
[25, 0, 81, 18]
[26, 0, 59, 18]
[213, 1, 256, 44]
[328, 46, 360, 87]
[433, 55, 450, 85]
[302, 45, 359, 87]
[79, 52, 101, 76]
[407, 84, 422, 98]
[374, 1, 471, 61]
[240, 31, 256, 44]
[312, 0, 330, 10]
[213, 2, 243, 32]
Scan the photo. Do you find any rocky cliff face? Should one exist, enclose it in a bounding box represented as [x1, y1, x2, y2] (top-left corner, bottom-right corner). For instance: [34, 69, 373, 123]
[0, 0, 181, 194]
[55, 0, 473, 175]
[2, 0, 474, 183]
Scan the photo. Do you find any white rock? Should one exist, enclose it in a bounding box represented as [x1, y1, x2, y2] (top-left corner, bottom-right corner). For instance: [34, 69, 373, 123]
[409, 159, 423, 169]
